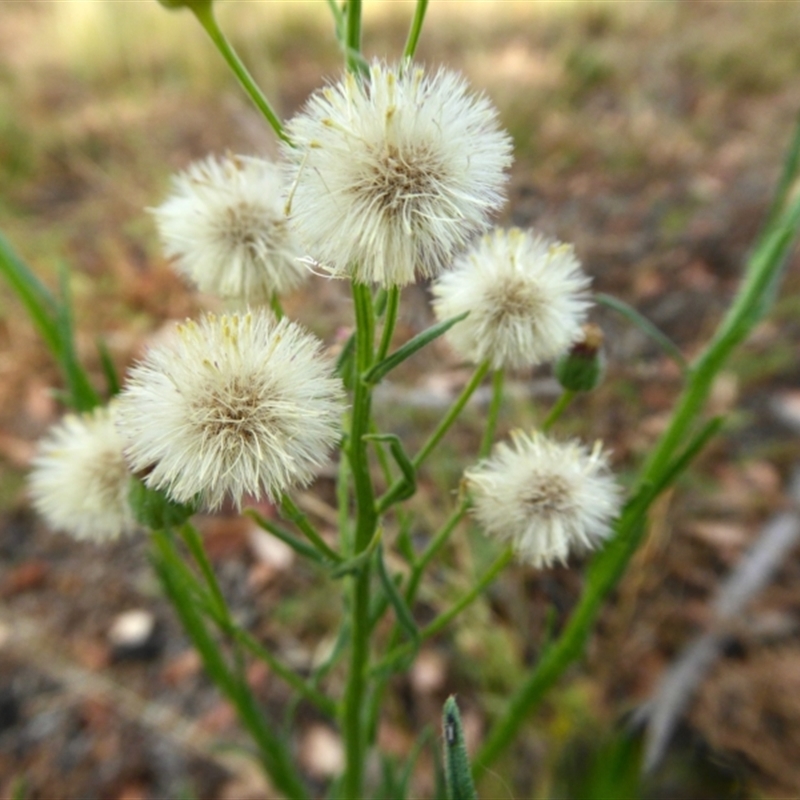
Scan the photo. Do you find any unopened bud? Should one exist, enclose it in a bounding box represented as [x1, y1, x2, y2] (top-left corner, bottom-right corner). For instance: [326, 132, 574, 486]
[555, 323, 605, 392]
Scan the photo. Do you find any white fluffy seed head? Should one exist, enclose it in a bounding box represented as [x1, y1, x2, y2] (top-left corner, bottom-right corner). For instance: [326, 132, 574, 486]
[28, 404, 137, 542]
[151, 154, 308, 301]
[116, 311, 345, 510]
[432, 227, 592, 370]
[465, 430, 622, 568]
[283, 62, 513, 287]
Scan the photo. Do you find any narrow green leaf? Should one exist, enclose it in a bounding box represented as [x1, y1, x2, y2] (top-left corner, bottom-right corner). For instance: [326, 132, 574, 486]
[335, 330, 357, 390]
[396, 517, 416, 565]
[364, 433, 416, 501]
[244, 509, 325, 564]
[325, 0, 345, 42]
[363, 311, 468, 385]
[398, 726, 433, 799]
[376, 543, 420, 644]
[330, 527, 382, 578]
[153, 530, 309, 800]
[0, 232, 60, 355]
[280, 494, 342, 562]
[55, 264, 100, 411]
[649, 416, 725, 500]
[97, 337, 121, 396]
[312, 617, 350, 685]
[179, 522, 229, 623]
[151, 533, 234, 693]
[763, 110, 800, 234]
[595, 293, 687, 371]
[443, 696, 478, 800]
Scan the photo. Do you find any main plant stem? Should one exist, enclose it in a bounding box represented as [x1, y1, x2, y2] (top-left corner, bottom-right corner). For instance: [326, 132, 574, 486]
[342, 282, 377, 800]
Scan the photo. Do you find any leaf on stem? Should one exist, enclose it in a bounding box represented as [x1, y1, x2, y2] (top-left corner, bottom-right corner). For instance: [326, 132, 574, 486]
[330, 526, 383, 578]
[363, 434, 416, 501]
[376, 543, 420, 645]
[244, 509, 326, 564]
[363, 312, 468, 386]
[595, 292, 687, 372]
[96, 337, 121, 396]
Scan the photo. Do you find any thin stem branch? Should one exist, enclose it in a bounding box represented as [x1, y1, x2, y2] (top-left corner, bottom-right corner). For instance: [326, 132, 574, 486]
[191, 5, 290, 145]
[479, 369, 504, 458]
[406, 500, 469, 604]
[229, 626, 337, 717]
[345, 0, 362, 73]
[376, 360, 490, 514]
[376, 286, 400, 364]
[373, 547, 514, 674]
[403, 0, 429, 61]
[269, 293, 284, 320]
[281, 494, 342, 563]
[542, 389, 576, 433]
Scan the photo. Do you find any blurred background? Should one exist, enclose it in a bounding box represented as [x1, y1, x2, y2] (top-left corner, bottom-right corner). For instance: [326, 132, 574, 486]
[1, 1, 800, 798]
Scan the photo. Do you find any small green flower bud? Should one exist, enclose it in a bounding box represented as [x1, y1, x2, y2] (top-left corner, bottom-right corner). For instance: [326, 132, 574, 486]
[555, 323, 605, 392]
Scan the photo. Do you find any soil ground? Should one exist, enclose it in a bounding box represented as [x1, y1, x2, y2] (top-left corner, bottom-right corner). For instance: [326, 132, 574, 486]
[1, 2, 800, 798]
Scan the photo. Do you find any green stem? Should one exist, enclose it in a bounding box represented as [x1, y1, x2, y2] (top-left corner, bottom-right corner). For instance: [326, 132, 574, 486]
[474, 182, 800, 778]
[376, 286, 400, 363]
[269, 293, 284, 320]
[229, 626, 337, 717]
[175, 523, 336, 716]
[377, 360, 490, 514]
[406, 500, 469, 604]
[345, 0, 362, 73]
[341, 282, 378, 800]
[479, 369, 504, 458]
[152, 530, 308, 800]
[281, 494, 342, 563]
[178, 522, 229, 622]
[402, 0, 429, 61]
[542, 389, 575, 433]
[191, 4, 290, 145]
[373, 548, 513, 674]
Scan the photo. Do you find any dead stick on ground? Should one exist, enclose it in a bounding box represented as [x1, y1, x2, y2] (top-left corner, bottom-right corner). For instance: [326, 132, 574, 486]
[637, 467, 800, 773]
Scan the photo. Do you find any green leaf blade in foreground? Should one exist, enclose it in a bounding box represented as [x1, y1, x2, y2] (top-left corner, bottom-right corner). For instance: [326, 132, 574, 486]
[443, 697, 478, 800]
[55, 265, 100, 412]
[0, 233, 60, 359]
[474, 118, 800, 777]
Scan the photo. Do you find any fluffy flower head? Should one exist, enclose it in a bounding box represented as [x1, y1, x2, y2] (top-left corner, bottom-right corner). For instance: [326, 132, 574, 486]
[117, 311, 345, 510]
[465, 431, 621, 568]
[284, 62, 512, 286]
[28, 404, 137, 542]
[152, 155, 307, 301]
[432, 227, 592, 370]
